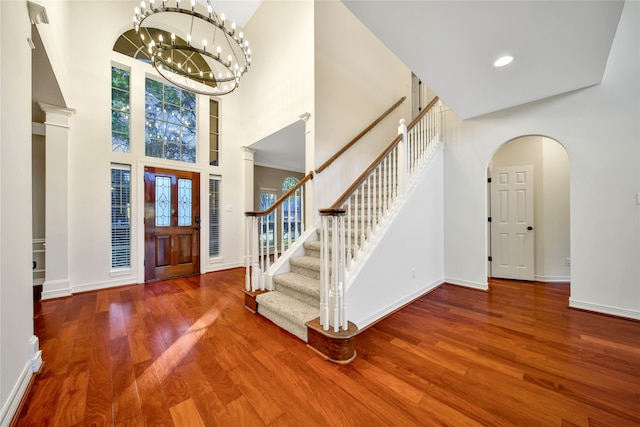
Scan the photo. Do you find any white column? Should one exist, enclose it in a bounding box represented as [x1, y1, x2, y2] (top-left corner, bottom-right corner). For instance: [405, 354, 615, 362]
[300, 112, 315, 228]
[241, 146, 256, 213]
[40, 102, 75, 299]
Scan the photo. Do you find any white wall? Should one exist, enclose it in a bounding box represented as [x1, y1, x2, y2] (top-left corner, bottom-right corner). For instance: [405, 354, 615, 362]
[348, 146, 445, 328]
[32, 135, 46, 240]
[490, 136, 570, 282]
[241, 0, 315, 147]
[39, 0, 251, 296]
[32, 0, 70, 106]
[313, 0, 412, 211]
[444, 1, 639, 318]
[0, 1, 38, 423]
[541, 138, 571, 280]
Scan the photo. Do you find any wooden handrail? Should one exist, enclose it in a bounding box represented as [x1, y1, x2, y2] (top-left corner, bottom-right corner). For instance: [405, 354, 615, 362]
[245, 171, 314, 217]
[407, 96, 440, 130]
[325, 96, 440, 210]
[315, 96, 406, 174]
[326, 134, 402, 210]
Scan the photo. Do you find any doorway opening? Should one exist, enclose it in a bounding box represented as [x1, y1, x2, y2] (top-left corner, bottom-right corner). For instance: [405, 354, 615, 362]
[488, 136, 570, 283]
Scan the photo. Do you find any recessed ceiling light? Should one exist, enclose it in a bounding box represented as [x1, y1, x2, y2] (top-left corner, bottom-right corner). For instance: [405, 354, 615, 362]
[494, 55, 514, 67]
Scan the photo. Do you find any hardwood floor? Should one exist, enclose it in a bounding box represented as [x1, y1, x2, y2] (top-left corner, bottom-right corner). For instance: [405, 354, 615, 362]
[15, 270, 640, 426]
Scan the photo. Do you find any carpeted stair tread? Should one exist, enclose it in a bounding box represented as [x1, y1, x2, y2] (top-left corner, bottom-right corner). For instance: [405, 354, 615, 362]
[289, 255, 320, 270]
[303, 241, 321, 257]
[274, 272, 320, 306]
[256, 291, 319, 342]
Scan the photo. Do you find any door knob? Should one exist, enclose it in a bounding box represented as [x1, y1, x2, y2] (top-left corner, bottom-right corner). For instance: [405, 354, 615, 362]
[194, 226, 200, 231]
[527, 226, 533, 231]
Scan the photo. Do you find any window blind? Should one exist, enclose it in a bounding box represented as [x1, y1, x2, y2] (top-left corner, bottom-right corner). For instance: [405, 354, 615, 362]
[111, 164, 131, 269]
[209, 175, 221, 257]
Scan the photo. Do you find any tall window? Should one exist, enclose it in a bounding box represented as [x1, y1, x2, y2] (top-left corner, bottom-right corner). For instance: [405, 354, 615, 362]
[259, 191, 276, 246]
[111, 67, 130, 153]
[282, 177, 301, 244]
[209, 100, 219, 166]
[111, 164, 131, 269]
[209, 176, 221, 257]
[145, 77, 197, 163]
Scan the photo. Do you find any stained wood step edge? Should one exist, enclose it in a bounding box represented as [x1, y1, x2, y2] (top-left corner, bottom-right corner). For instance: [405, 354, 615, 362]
[243, 289, 269, 313]
[306, 317, 358, 364]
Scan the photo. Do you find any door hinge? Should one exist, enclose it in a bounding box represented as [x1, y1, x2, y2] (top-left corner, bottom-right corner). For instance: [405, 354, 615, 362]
[488, 256, 492, 262]
[487, 177, 492, 183]
[488, 217, 492, 222]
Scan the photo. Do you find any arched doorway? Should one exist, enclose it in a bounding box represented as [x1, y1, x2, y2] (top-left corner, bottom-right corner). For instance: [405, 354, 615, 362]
[487, 135, 570, 283]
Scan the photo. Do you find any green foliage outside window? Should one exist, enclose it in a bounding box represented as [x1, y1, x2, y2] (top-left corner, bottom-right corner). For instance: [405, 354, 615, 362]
[111, 67, 130, 153]
[145, 78, 197, 163]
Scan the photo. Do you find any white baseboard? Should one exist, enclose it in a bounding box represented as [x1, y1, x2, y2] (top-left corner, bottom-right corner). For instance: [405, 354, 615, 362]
[534, 275, 570, 282]
[354, 278, 443, 330]
[44, 265, 245, 300]
[29, 335, 43, 373]
[444, 277, 489, 291]
[41, 288, 71, 300]
[71, 276, 138, 294]
[0, 361, 33, 427]
[42, 278, 72, 300]
[569, 298, 640, 320]
[205, 261, 244, 273]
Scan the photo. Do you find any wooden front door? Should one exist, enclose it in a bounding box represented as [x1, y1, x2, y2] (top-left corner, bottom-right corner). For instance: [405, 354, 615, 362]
[144, 167, 200, 282]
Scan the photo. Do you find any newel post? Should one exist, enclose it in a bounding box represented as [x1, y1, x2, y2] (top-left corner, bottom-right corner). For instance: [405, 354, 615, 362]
[319, 208, 347, 332]
[397, 118, 408, 198]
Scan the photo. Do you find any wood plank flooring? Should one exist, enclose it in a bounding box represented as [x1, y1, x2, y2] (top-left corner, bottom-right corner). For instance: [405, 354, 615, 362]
[15, 270, 640, 426]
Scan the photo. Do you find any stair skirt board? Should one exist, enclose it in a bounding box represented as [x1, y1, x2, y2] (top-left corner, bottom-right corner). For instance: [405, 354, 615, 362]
[253, 293, 358, 363]
[306, 318, 358, 364]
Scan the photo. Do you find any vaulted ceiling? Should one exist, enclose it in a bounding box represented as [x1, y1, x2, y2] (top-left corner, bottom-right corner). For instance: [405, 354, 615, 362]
[31, 0, 625, 170]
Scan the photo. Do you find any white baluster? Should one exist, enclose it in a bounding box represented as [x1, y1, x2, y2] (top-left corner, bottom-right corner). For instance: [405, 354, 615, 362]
[299, 186, 305, 235]
[391, 146, 397, 202]
[245, 217, 251, 291]
[366, 175, 372, 241]
[360, 186, 365, 249]
[320, 215, 329, 330]
[259, 216, 264, 289]
[372, 168, 377, 228]
[251, 217, 261, 291]
[338, 214, 346, 331]
[331, 215, 340, 332]
[353, 190, 359, 263]
[346, 200, 352, 269]
[398, 119, 407, 198]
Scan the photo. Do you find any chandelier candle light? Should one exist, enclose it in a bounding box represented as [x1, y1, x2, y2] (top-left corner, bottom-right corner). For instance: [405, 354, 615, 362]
[133, 0, 251, 95]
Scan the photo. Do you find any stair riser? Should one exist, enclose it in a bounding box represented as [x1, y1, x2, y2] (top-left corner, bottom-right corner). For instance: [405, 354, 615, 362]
[275, 283, 320, 307]
[290, 264, 320, 280]
[304, 247, 321, 258]
[257, 305, 308, 341]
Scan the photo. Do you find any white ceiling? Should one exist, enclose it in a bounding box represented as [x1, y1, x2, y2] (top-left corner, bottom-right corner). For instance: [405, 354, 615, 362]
[204, 0, 261, 27]
[243, 0, 625, 170]
[249, 120, 306, 173]
[342, 0, 625, 119]
[31, 1, 625, 171]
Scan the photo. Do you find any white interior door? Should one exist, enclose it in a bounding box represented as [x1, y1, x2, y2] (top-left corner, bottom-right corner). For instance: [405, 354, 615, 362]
[490, 165, 534, 280]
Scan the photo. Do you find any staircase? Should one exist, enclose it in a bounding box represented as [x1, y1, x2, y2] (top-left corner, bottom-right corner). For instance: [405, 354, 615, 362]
[245, 96, 442, 361]
[255, 182, 378, 342]
[255, 240, 322, 341]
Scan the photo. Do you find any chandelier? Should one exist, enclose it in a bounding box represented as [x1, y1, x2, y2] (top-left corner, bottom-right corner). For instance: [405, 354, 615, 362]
[133, 0, 251, 95]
